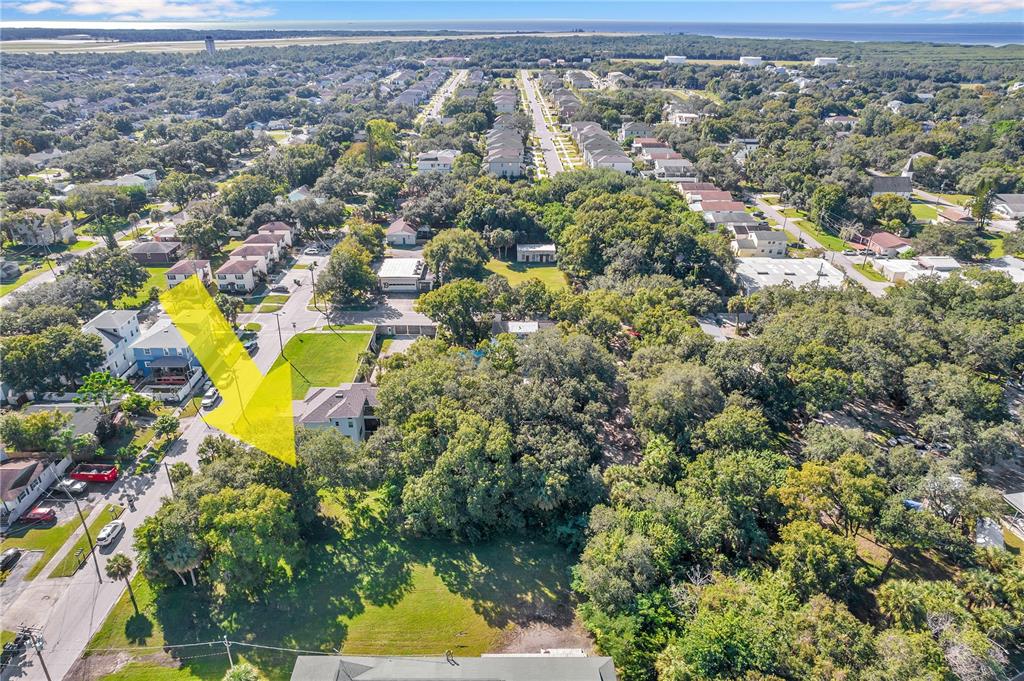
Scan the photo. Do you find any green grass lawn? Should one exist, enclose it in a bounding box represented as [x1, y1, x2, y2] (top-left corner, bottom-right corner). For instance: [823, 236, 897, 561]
[322, 324, 376, 331]
[258, 303, 283, 313]
[853, 263, 887, 282]
[243, 322, 263, 332]
[341, 564, 503, 655]
[911, 202, 939, 222]
[0, 508, 93, 580]
[271, 332, 372, 399]
[794, 219, 847, 251]
[91, 527, 574, 681]
[0, 266, 46, 296]
[981, 233, 1005, 258]
[49, 504, 125, 578]
[485, 258, 567, 291]
[117, 267, 169, 309]
[934, 193, 972, 206]
[1, 631, 16, 647]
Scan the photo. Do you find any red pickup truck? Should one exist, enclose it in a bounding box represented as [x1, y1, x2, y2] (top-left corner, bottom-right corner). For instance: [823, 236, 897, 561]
[69, 463, 118, 483]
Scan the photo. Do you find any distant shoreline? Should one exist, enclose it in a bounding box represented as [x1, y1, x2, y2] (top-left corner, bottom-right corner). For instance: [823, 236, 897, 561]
[1, 21, 1022, 47]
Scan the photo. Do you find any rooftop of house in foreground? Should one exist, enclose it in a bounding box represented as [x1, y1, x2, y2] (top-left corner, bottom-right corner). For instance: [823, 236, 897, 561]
[289, 654, 617, 681]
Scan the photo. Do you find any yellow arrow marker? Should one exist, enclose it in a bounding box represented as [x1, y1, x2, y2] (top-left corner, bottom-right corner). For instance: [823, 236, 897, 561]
[160, 275, 296, 466]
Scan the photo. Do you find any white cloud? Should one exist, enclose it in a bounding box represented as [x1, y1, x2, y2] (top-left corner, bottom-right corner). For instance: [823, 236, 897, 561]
[14, 0, 274, 20]
[15, 0, 65, 13]
[833, 0, 1023, 16]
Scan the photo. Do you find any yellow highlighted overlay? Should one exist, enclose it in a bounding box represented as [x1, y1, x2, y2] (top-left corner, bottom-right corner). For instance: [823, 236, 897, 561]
[161, 275, 296, 466]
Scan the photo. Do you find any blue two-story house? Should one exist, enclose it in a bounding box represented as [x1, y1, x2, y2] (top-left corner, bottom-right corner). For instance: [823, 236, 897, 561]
[130, 318, 205, 402]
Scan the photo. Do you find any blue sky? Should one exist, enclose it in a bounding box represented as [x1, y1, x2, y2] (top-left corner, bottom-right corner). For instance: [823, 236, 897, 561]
[3, 0, 1022, 26]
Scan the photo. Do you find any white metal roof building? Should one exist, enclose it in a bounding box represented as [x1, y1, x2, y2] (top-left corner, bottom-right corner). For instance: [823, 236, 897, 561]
[735, 257, 844, 294]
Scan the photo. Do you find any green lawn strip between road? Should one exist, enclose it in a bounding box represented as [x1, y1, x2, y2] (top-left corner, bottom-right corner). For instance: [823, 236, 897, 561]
[853, 263, 887, 282]
[48, 504, 125, 579]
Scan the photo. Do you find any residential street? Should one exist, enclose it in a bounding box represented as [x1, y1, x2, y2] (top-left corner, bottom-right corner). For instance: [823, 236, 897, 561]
[518, 70, 564, 176]
[751, 195, 893, 297]
[418, 68, 468, 122]
[1, 410, 213, 681]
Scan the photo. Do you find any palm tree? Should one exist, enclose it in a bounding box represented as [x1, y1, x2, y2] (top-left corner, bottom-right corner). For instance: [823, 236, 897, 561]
[877, 579, 922, 628]
[105, 552, 138, 614]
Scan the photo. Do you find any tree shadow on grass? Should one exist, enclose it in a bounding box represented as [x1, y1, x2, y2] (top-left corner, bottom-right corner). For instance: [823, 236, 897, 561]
[409, 537, 577, 629]
[124, 613, 154, 644]
[151, 524, 418, 679]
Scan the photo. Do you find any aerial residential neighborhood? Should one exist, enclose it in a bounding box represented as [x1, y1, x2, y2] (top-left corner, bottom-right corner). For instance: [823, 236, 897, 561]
[0, 10, 1022, 681]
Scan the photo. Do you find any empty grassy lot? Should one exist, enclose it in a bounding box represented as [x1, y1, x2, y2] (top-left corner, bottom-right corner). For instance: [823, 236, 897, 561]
[90, 497, 575, 681]
[485, 258, 568, 291]
[271, 331, 372, 399]
[910, 202, 939, 222]
[853, 263, 887, 282]
[117, 267, 168, 308]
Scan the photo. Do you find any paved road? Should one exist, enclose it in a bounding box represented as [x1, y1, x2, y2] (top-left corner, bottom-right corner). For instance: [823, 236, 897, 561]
[2, 409, 214, 681]
[518, 70, 564, 176]
[418, 69, 468, 123]
[752, 195, 892, 298]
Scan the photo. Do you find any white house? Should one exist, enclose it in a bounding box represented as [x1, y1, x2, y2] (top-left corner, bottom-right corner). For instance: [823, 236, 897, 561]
[416, 149, 460, 173]
[165, 259, 212, 288]
[663, 55, 688, 64]
[82, 309, 141, 378]
[295, 383, 378, 443]
[731, 230, 788, 258]
[994, 194, 1024, 219]
[14, 209, 76, 246]
[1, 455, 74, 528]
[386, 217, 417, 247]
[215, 258, 260, 293]
[739, 56, 763, 67]
[813, 57, 839, 66]
[618, 121, 654, 142]
[516, 243, 557, 264]
[375, 258, 431, 293]
[242, 233, 285, 261]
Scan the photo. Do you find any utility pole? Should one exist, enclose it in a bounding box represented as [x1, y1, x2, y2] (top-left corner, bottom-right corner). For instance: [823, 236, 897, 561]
[223, 637, 234, 668]
[69, 494, 102, 583]
[274, 313, 285, 359]
[21, 627, 52, 681]
[164, 461, 176, 498]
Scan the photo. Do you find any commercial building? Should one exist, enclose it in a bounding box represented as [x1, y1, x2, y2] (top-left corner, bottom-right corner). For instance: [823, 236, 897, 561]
[375, 257, 432, 293]
[735, 257, 844, 294]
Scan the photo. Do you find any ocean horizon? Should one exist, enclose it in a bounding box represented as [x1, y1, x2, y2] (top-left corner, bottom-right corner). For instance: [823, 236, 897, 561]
[2, 20, 1022, 46]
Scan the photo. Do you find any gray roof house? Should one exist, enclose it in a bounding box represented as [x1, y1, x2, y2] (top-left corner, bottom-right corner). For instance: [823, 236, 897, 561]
[289, 655, 617, 681]
[870, 175, 912, 197]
